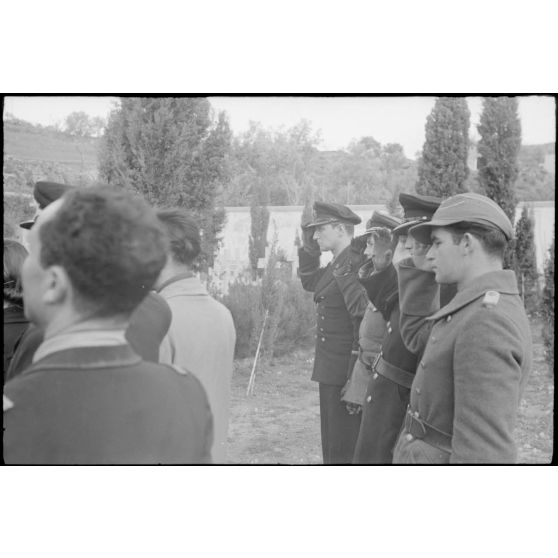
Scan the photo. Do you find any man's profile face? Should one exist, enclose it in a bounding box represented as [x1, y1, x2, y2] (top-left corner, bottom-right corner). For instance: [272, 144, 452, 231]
[21, 200, 63, 327]
[427, 227, 463, 284]
[313, 223, 340, 252]
[393, 235, 409, 264]
[365, 235, 391, 271]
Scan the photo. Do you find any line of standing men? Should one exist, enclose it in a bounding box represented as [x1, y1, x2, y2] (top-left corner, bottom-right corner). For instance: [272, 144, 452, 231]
[299, 191, 532, 464]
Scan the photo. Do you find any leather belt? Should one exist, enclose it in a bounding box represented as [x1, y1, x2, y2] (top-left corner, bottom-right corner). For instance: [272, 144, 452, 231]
[404, 408, 452, 453]
[358, 348, 378, 371]
[374, 354, 415, 389]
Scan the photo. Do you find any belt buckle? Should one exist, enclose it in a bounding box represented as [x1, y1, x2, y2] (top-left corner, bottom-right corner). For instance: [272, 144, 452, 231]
[412, 415, 427, 439]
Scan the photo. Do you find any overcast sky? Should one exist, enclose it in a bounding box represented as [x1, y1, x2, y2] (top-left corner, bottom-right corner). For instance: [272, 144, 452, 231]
[4, 95, 555, 160]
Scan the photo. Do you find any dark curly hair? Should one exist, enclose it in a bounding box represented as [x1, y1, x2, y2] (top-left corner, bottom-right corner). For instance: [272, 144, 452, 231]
[38, 186, 168, 318]
[3, 239, 28, 306]
[156, 208, 201, 266]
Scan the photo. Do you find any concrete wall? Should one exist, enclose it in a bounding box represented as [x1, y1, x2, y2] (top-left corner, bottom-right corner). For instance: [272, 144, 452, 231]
[214, 202, 555, 286]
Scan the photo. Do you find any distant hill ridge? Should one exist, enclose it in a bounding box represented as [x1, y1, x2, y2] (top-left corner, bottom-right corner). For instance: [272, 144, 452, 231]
[3, 116, 555, 201]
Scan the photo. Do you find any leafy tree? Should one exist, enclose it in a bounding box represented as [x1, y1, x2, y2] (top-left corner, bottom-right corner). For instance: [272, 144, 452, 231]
[65, 111, 94, 137]
[477, 96, 522, 268]
[225, 120, 320, 206]
[416, 97, 470, 197]
[98, 97, 232, 268]
[541, 227, 554, 371]
[514, 206, 539, 313]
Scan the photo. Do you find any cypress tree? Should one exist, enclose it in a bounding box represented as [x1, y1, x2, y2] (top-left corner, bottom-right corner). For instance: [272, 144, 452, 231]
[514, 205, 539, 313]
[477, 97, 522, 269]
[98, 98, 232, 268]
[416, 97, 470, 197]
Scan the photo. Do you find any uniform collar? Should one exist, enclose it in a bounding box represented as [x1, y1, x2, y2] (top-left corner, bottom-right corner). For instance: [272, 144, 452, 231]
[33, 326, 128, 364]
[26, 344, 141, 373]
[427, 269, 519, 321]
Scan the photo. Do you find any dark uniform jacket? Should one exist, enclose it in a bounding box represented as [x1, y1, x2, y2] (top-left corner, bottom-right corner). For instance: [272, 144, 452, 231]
[353, 263, 419, 463]
[3, 344, 213, 464]
[5, 292, 171, 382]
[361, 264, 418, 382]
[395, 266, 532, 464]
[299, 246, 368, 386]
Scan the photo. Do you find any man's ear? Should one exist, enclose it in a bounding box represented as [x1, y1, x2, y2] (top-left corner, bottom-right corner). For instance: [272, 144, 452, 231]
[461, 232, 476, 254]
[42, 265, 71, 306]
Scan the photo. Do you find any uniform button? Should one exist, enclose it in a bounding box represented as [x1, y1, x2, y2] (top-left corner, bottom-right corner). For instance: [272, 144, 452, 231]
[388, 326, 392, 333]
[446, 315, 452, 322]
[413, 411, 419, 418]
[321, 337, 325, 342]
[373, 373, 378, 380]
[420, 361, 425, 368]
[431, 336, 436, 343]
[321, 316, 325, 320]
[386, 321, 391, 328]
[405, 434, 414, 442]
[366, 395, 372, 403]
[415, 387, 421, 394]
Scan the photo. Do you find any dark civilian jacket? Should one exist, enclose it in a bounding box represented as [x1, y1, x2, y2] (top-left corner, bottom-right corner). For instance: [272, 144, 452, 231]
[298, 245, 368, 386]
[3, 344, 213, 464]
[3, 305, 29, 378]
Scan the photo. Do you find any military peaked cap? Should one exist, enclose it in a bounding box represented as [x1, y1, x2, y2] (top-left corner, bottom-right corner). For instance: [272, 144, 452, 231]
[306, 201, 361, 227]
[409, 192, 514, 244]
[392, 192, 443, 236]
[20, 181, 76, 230]
[364, 211, 402, 234]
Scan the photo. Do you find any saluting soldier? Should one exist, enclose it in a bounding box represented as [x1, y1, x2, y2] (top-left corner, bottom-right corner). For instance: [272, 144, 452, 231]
[393, 192, 532, 464]
[298, 201, 368, 464]
[352, 195, 443, 464]
[340, 211, 401, 411]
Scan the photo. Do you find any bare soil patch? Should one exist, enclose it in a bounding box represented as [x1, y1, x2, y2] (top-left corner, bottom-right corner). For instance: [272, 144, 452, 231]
[227, 320, 554, 464]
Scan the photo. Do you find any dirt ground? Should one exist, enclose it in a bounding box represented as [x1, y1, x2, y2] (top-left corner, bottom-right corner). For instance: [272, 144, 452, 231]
[226, 319, 554, 465]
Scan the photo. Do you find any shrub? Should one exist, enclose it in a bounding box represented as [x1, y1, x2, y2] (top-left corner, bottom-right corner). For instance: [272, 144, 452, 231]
[541, 228, 554, 371]
[219, 268, 315, 361]
[4, 196, 35, 239]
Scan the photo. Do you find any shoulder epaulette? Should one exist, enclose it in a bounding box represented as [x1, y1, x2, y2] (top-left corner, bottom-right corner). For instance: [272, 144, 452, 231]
[482, 290, 501, 307]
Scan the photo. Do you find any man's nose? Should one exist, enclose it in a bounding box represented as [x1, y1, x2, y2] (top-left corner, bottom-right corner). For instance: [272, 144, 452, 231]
[426, 245, 435, 260]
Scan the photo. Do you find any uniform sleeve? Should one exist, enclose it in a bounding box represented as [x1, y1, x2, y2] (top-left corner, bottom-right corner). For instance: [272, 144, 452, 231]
[298, 248, 326, 292]
[333, 271, 368, 320]
[397, 260, 439, 355]
[450, 310, 524, 463]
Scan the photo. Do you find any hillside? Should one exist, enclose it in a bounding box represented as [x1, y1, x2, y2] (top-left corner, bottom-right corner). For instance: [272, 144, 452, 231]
[3, 117, 554, 201]
[3, 119, 100, 193]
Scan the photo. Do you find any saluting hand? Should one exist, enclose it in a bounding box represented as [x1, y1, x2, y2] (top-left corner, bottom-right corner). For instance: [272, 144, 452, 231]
[300, 210, 320, 256]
